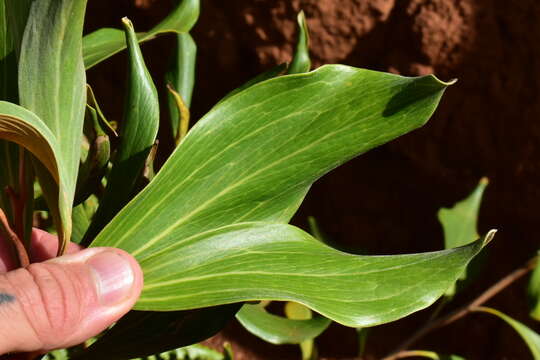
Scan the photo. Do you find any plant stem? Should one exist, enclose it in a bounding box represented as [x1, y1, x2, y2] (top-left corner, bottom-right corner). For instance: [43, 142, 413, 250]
[383, 255, 539, 360]
[387, 350, 438, 359]
[0, 207, 30, 267]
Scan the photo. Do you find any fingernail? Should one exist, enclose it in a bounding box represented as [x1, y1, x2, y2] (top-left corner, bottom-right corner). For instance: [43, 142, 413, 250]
[87, 251, 135, 305]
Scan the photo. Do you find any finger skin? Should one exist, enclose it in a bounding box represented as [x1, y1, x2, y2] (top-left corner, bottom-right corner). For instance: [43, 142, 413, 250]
[0, 247, 143, 354]
[0, 229, 82, 273]
[29, 229, 83, 263]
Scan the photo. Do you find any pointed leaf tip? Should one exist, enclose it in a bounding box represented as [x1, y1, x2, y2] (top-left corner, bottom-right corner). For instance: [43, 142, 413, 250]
[480, 176, 489, 185]
[483, 229, 497, 246]
[121, 17, 133, 29]
[428, 75, 457, 87]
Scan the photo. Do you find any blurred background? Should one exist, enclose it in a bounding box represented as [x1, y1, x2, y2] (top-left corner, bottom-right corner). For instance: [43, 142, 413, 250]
[84, 1, 540, 358]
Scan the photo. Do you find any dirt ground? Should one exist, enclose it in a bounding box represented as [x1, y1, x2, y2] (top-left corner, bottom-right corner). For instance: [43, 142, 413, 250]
[85, 0, 540, 358]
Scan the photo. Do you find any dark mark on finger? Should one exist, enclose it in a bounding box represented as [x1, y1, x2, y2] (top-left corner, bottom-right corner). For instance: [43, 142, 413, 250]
[0, 293, 15, 304]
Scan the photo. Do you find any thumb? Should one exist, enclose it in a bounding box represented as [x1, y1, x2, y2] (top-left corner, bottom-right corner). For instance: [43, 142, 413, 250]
[0, 247, 143, 354]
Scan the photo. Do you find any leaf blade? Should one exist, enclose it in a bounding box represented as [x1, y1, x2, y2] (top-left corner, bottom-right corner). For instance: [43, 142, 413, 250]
[93, 66, 455, 260]
[236, 303, 331, 345]
[82, 17, 159, 243]
[476, 306, 540, 359]
[83, 0, 200, 69]
[134, 223, 491, 327]
[18, 0, 87, 251]
[288, 11, 311, 75]
[438, 177, 488, 249]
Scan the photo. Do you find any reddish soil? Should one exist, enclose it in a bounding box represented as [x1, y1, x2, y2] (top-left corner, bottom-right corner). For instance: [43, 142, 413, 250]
[85, 0, 540, 358]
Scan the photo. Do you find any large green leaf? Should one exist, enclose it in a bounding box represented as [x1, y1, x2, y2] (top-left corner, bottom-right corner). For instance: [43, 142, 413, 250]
[529, 255, 540, 321]
[476, 306, 540, 359]
[236, 303, 331, 345]
[18, 0, 87, 253]
[91, 67, 478, 326]
[83, 0, 199, 69]
[94, 66, 455, 257]
[82, 18, 159, 244]
[123, 222, 491, 327]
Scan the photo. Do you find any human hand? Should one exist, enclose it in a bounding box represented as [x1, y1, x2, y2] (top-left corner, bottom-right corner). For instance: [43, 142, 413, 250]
[0, 229, 143, 355]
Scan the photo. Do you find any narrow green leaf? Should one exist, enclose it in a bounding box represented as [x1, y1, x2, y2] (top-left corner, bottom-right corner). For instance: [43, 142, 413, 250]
[288, 11, 311, 75]
[166, 33, 196, 145]
[396, 350, 464, 360]
[438, 177, 488, 249]
[476, 306, 540, 359]
[167, 84, 191, 145]
[82, 17, 159, 244]
[83, 0, 200, 69]
[236, 303, 330, 344]
[528, 255, 540, 321]
[125, 223, 491, 327]
[80, 304, 241, 360]
[439, 177, 488, 298]
[18, 0, 87, 253]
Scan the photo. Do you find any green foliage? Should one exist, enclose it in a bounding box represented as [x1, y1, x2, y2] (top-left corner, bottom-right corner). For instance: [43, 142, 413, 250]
[288, 11, 311, 75]
[477, 307, 540, 359]
[236, 303, 331, 345]
[397, 351, 465, 360]
[439, 178, 488, 298]
[82, 17, 160, 244]
[0, 1, 506, 359]
[18, 0, 87, 253]
[166, 33, 196, 145]
[82, 0, 199, 69]
[438, 178, 488, 249]
[529, 255, 540, 321]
